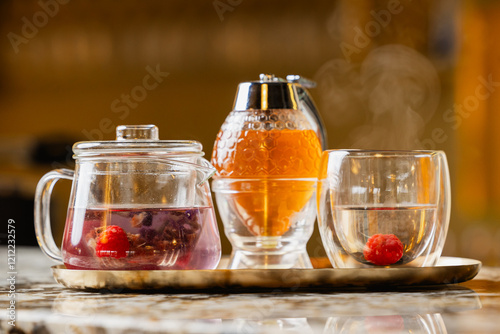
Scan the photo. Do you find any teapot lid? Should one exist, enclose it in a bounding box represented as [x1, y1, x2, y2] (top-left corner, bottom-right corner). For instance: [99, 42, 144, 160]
[72, 125, 204, 158]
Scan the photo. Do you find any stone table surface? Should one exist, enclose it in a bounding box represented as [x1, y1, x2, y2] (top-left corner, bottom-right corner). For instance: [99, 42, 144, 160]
[1, 247, 499, 334]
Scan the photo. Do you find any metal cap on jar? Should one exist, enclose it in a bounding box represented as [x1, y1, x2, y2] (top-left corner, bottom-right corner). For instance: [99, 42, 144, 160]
[233, 74, 300, 111]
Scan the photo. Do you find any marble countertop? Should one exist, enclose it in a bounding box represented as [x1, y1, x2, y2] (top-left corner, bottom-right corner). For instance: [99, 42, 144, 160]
[1, 247, 499, 334]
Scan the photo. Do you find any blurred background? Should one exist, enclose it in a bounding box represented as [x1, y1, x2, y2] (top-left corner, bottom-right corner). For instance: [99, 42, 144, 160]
[1, 0, 499, 265]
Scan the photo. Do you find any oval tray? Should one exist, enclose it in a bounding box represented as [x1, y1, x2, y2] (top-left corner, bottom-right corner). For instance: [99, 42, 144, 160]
[52, 257, 481, 292]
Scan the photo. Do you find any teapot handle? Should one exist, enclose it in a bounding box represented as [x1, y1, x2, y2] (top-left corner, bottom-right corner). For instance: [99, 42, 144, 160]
[34, 169, 74, 263]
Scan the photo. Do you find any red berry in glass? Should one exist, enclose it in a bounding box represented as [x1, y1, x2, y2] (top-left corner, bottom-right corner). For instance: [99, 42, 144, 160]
[95, 225, 129, 259]
[331, 206, 436, 266]
[363, 233, 404, 266]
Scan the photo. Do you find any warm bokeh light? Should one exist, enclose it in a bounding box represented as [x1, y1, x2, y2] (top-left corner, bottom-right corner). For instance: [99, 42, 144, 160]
[1, 0, 499, 265]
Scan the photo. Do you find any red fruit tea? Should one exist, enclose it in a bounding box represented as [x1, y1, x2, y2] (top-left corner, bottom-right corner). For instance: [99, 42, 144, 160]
[61, 206, 221, 270]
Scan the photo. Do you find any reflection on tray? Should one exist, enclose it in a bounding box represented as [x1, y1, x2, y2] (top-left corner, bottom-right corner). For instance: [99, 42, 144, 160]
[51, 285, 481, 324]
[324, 314, 446, 334]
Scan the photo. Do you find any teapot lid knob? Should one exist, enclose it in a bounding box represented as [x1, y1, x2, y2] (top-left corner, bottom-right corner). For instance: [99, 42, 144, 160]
[116, 125, 159, 141]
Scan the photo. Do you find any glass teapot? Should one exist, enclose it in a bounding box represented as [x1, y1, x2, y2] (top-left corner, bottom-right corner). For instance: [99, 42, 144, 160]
[34, 125, 221, 270]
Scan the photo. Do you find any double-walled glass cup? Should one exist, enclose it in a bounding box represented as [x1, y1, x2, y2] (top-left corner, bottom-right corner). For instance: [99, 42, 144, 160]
[317, 150, 450, 268]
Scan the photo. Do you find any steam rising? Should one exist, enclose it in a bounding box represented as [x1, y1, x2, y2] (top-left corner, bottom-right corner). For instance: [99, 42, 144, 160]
[315, 44, 440, 149]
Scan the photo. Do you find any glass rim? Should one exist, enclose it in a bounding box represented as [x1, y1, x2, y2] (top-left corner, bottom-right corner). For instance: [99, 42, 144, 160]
[72, 140, 204, 158]
[212, 177, 317, 182]
[212, 177, 317, 192]
[322, 149, 446, 156]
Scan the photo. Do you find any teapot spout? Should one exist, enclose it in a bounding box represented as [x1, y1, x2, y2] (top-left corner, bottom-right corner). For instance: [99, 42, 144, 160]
[196, 158, 217, 185]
